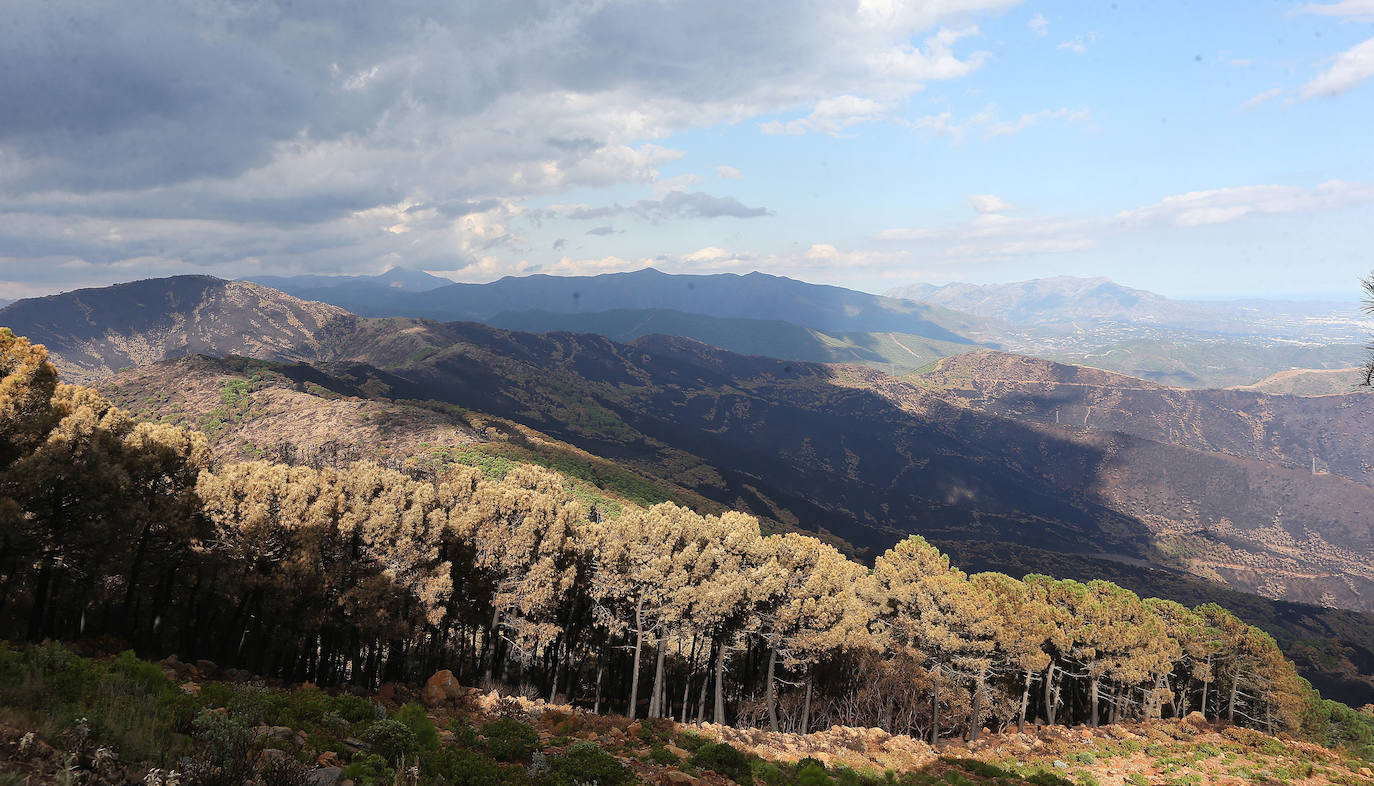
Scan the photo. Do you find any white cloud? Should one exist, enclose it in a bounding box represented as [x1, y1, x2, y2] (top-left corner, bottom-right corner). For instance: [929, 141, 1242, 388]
[1057, 32, 1098, 54]
[761, 95, 889, 136]
[984, 107, 1092, 137]
[1242, 87, 1284, 109]
[968, 194, 1015, 213]
[0, 0, 1017, 291]
[1117, 180, 1374, 226]
[910, 104, 1092, 142]
[1301, 37, 1374, 97]
[868, 180, 1374, 267]
[1297, 0, 1374, 21]
[714, 165, 741, 179]
[1028, 13, 1048, 36]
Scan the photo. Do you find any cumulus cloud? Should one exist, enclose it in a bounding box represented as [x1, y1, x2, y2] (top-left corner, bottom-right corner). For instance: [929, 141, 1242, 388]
[761, 95, 889, 136]
[714, 165, 742, 179]
[1301, 37, 1374, 97]
[0, 0, 1015, 291]
[968, 194, 1015, 213]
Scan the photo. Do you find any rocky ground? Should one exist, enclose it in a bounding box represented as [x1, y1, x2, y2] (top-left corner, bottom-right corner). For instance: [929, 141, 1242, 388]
[3, 656, 1373, 786]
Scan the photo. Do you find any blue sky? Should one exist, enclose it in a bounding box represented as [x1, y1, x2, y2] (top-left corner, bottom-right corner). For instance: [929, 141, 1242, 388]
[1, 0, 1371, 300]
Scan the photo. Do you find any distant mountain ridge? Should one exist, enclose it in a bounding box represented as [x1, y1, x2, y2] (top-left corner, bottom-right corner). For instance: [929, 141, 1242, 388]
[486, 308, 970, 375]
[887, 276, 1363, 341]
[252, 266, 993, 343]
[245, 266, 453, 293]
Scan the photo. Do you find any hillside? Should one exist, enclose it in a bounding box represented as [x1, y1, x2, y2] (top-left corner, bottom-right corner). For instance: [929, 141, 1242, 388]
[84, 347, 1374, 706]
[487, 308, 973, 375]
[1051, 338, 1365, 389]
[0, 276, 356, 380]
[913, 349, 1374, 486]
[8, 278, 1374, 612]
[1237, 367, 1367, 396]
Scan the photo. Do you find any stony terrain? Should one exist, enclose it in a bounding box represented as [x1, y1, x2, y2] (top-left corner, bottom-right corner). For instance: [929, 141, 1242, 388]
[7, 653, 1372, 786]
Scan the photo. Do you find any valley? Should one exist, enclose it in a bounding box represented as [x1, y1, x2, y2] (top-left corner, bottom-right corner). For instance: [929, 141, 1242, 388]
[8, 273, 1374, 711]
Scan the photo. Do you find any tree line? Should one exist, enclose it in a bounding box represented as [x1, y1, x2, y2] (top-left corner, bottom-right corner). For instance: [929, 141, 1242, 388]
[0, 329, 1342, 744]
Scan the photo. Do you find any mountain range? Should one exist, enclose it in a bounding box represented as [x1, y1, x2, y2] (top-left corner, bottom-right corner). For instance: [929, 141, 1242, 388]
[887, 276, 1363, 338]
[5, 272, 1374, 705]
[242, 267, 1370, 389]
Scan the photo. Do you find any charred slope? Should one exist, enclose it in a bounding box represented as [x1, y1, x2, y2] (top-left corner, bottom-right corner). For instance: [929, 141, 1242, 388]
[8, 277, 1373, 610]
[920, 350, 1374, 486]
[0, 276, 357, 380]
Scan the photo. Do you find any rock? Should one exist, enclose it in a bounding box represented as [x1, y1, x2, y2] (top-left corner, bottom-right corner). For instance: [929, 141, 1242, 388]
[180, 682, 201, 696]
[664, 744, 690, 759]
[224, 667, 254, 682]
[1184, 711, 1208, 727]
[422, 669, 463, 707]
[307, 766, 343, 786]
[438, 731, 456, 744]
[252, 725, 296, 742]
[343, 738, 369, 753]
[1360, 767, 1372, 777]
[662, 772, 701, 786]
[260, 748, 288, 764]
[195, 659, 219, 677]
[317, 752, 342, 768]
[1052, 760, 1068, 770]
[376, 683, 397, 704]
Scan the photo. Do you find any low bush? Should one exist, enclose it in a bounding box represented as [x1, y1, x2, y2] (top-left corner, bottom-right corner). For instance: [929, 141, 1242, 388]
[549, 741, 633, 786]
[690, 741, 756, 785]
[480, 716, 540, 762]
[360, 718, 418, 765]
[393, 703, 440, 751]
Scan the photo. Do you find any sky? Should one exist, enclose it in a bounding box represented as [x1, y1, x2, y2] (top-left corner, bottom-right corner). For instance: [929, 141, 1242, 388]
[1, 0, 1372, 301]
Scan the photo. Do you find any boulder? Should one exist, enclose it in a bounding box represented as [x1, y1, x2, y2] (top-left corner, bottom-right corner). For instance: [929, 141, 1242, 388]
[194, 659, 219, 677]
[1184, 711, 1208, 728]
[664, 744, 690, 760]
[662, 772, 701, 786]
[307, 767, 343, 786]
[422, 669, 463, 707]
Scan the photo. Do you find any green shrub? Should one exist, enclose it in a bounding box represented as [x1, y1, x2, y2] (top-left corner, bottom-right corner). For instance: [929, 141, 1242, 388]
[360, 718, 418, 765]
[650, 744, 681, 766]
[481, 717, 540, 762]
[672, 729, 710, 752]
[259, 755, 311, 786]
[225, 682, 271, 723]
[333, 693, 379, 724]
[393, 703, 440, 751]
[796, 760, 834, 785]
[183, 710, 260, 786]
[757, 761, 786, 786]
[690, 741, 755, 785]
[440, 747, 509, 786]
[343, 752, 393, 786]
[549, 741, 633, 786]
